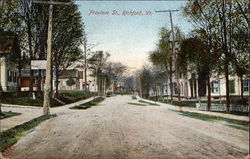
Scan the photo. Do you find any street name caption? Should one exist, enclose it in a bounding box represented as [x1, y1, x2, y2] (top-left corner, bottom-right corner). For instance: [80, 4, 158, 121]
[89, 10, 152, 16]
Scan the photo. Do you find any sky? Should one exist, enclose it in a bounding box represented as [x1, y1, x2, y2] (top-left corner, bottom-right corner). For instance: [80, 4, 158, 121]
[76, 0, 193, 70]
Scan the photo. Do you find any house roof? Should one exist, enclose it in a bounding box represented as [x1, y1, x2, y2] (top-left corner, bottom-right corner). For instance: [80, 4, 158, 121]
[59, 70, 77, 79]
[59, 70, 83, 79]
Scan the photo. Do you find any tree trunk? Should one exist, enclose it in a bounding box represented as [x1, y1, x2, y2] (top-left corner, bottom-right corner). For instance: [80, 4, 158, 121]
[84, 40, 87, 91]
[27, 20, 33, 97]
[194, 78, 197, 98]
[225, 64, 230, 111]
[169, 69, 173, 103]
[50, 56, 53, 98]
[240, 75, 243, 100]
[0, 85, 3, 115]
[207, 76, 211, 111]
[176, 71, 181, 106]
[222, 0, 230, 112]
[18, 67, 22, 92]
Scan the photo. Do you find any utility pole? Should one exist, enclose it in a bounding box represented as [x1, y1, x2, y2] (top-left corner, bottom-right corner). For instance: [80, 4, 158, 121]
[155, 9, 181, 106]
[33, 0, 71, 115]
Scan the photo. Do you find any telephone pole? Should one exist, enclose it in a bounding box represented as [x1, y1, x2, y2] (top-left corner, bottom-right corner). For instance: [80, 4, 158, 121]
[155, 9, 182, 106]
[33, 0, 71, 115]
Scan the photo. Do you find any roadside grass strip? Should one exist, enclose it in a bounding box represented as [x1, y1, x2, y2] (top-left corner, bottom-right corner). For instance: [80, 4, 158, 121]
[70, 97, 105, 110]
[210, 111, 249, 117]
[0, 112, 21, 120]
[138, 100, 160, 106]
[128, 102, 147, 106]
[0, 114, 56, 152]
[172, 110, 249, 131]
[132, 96, 137, 100]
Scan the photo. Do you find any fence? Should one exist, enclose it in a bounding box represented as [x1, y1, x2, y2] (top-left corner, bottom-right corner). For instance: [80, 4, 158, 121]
[196, 103, 249, 112]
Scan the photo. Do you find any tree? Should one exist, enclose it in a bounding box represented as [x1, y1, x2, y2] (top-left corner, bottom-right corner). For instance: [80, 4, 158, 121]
[52, 3, 84, 96]
[88, 51, 110, 95]
[179, 35, 220, 110]
[66, 77, 75, 87]
[139, 65, 153, 99]
[149, 27, 173, 102]
[106, 62, 127, 92]
[149, 26, 184, 103]
[151, 66, 167, 101]
[183, 0, 248, 111]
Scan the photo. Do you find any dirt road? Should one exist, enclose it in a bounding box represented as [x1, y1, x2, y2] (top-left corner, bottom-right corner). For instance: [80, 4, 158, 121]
[8, 95, 249, 159]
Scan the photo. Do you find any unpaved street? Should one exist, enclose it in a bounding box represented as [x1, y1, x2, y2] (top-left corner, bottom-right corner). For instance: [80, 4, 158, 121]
[8, 95, 249, 159]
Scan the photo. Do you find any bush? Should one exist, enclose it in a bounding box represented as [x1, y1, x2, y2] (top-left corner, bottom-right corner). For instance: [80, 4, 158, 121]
[230, 98, 248, 106]
[106, 92, 113, 97]
[59, 90, 93, 103]
[66, 77, 75, 86]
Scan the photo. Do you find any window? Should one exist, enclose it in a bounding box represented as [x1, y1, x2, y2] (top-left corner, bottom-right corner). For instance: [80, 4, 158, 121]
[7, 70, 13, 82]
[229, 80, 235, 93]
[211, 80, 219, 93]
[243, 80, 249, 92]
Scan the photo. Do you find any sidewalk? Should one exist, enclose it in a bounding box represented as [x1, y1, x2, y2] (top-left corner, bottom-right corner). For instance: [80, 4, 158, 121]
[0, 96, 96, 132]
[138, 97, 249, 122]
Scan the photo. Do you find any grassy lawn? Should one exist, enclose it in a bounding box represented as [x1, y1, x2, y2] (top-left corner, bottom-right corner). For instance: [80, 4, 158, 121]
[0, 111, 21, 120]
[211, 111, 249, 117]
[0, 91, 94, 107]
[1, 92, 62, 107]
[173, 110, 249, 131]
[0, 114, 56, 152]
[70, 97, 105, 110]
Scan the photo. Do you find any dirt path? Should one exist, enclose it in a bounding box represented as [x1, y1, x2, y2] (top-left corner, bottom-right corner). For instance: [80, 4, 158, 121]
[7, 95, 249, 159]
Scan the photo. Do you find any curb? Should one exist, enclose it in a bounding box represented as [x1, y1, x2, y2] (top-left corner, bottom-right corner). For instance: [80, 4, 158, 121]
[1, 104, 41, 109]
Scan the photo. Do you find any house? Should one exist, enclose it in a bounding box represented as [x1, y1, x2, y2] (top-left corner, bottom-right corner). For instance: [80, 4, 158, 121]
[0, 29, 18, 92]
[56, 70, 82, 90]
[20, 68, 45, 91]
[0, 57, 18, 92]
[149, 36, 250, 100]
[78, 69, 97, 92]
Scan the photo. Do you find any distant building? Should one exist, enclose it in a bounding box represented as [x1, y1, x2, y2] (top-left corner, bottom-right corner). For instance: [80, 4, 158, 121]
[56, 70, 82, 90]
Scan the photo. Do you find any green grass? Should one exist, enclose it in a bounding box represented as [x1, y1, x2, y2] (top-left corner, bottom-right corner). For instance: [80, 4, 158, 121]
[211, 111, 249, 117]
[0, 91, 94, 107]
[1, 92, 62, 107]
[70, 97, 105, 110]
[173, 110, 249, 131]
[138, 100, 160, 106]
[0, 111, 21, 120]
[1, 96, 62, 107]
[0, 114, 56, 152]
[128, 102, 147, 106]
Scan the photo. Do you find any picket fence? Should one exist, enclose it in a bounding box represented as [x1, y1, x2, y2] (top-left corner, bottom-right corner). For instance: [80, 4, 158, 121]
[196, 103, 249, 112]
